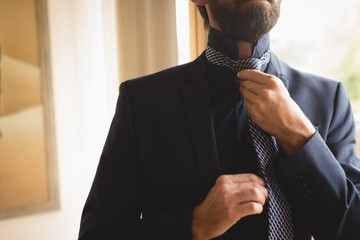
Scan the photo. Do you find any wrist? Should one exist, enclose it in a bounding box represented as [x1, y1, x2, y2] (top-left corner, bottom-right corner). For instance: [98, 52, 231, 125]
[192, 206, 207, 240]
[279, 120, 316, 156]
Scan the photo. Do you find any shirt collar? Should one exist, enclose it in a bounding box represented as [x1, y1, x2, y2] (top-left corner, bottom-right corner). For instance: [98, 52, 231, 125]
[207, 27, 271, 60]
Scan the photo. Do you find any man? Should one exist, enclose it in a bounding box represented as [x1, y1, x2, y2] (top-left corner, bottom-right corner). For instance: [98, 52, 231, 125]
[79, 0, 360, 239]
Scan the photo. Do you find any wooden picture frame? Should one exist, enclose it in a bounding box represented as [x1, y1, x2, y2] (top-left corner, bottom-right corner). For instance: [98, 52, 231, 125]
[0, 0, 59, 219]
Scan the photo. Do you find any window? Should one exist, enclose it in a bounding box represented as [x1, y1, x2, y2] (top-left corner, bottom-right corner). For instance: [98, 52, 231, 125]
[175, 0, 190, 65]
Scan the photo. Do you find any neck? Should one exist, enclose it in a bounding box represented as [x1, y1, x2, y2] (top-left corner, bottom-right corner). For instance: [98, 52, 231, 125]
[236, 41, 254, 59]
[210, 25, 254, 59]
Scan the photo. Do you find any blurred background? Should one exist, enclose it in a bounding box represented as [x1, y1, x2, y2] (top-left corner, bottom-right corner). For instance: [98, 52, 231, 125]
[0, 0, 359, 239]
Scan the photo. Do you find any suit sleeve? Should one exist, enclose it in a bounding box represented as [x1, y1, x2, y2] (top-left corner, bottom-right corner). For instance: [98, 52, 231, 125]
[78, 82, 194, 240]
[279, 82, 360, 239]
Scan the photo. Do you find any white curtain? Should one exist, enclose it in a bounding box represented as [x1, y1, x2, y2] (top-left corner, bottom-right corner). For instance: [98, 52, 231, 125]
[116, 0, 178, 81]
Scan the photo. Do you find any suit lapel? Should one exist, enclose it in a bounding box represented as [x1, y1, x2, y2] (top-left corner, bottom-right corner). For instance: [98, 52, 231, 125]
[181, 53, 221, 184]
[267, 52, 289, 88]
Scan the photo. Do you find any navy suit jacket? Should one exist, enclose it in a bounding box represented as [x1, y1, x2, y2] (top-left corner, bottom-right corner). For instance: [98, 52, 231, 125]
[79, 52, 360, 240]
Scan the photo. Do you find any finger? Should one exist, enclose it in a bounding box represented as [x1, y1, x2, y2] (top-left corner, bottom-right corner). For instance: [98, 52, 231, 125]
[239, 85, 257, 104]
[234, 202, 264, 219]
[227, 173, 266, 186]
[215, 176, 269, 202]
[240, 80, 262, 95]
[237, 70, 269, 84]
[232, 183, 269, 204]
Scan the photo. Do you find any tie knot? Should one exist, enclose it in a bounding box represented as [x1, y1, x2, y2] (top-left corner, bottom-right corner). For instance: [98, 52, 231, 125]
[232, 58, 262, 72]
[205, 46, 271, 73]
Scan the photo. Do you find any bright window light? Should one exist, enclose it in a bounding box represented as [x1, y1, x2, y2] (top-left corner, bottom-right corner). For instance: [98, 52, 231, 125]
[175, 0, 190, 65]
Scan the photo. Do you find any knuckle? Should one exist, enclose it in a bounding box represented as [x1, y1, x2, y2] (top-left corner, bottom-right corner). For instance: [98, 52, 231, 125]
[269, 75, 278, 82]
[266, 75, 275, 83]
[266, 76, 279, 88]
[216, 175, 224, 184]
[219, 183, 227, 193]
[273, 77, 284, 89]
[251, 187, 266, 203]
[216, 175, 228, 185]
[215, 177, 231, 191]
[247, 202, 262, 214]
[249, 186, 260, 197]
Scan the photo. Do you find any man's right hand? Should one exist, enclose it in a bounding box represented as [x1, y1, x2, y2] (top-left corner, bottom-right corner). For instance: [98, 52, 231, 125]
[192, 174, 268, 240]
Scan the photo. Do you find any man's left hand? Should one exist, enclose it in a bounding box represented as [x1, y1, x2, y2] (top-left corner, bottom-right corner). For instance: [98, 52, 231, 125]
[237, 70, 316, 155]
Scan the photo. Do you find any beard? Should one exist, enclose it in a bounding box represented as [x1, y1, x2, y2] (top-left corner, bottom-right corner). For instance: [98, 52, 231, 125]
[208, 0, 281, 42]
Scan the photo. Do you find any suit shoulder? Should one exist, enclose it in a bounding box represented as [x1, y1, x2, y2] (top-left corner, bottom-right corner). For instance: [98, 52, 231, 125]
[122, 61, 195, 89]
[279, 59, 340, 92]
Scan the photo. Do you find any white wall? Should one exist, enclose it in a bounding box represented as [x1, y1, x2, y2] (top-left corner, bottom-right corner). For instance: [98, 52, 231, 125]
[0, 0, 118, 239]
